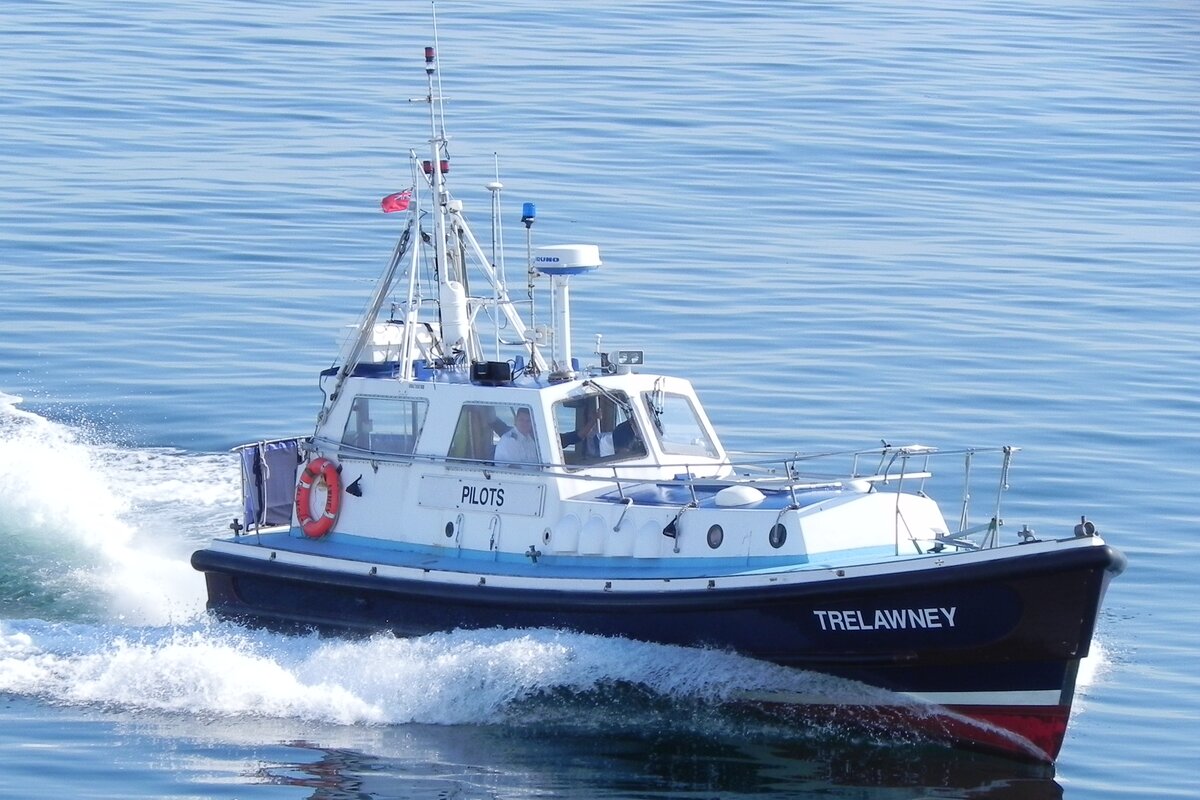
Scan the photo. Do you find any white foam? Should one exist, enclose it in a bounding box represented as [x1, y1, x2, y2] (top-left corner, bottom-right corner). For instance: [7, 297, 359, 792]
[0, 393, 236, 625]
[0, 619, 901, 732]
[1076, 636, 1109, 691]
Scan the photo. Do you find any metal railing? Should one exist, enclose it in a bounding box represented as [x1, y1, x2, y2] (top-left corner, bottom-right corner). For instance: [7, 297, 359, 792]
[285, 435, 1019, 549]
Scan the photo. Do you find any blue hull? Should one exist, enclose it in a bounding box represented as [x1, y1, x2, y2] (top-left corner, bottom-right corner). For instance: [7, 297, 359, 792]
[193, 545, 1120, 662]
[192, 541, 1123, 759]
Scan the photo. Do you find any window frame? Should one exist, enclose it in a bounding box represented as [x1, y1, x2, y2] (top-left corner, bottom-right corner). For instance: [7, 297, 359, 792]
[449, 402, 539, 464]
[641, 391, 719, 458]
[553, 390, 647, 468]
[338, 395, 429, 457]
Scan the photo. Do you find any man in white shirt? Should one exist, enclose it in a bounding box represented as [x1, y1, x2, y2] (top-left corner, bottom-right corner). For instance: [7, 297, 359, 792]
[561, 406, 612, 462]
[494, 407, 540, 465]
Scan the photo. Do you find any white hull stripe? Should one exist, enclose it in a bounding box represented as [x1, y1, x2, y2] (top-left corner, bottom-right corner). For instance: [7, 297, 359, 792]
[735, 688, 1062, 708]
[208, 533, 1109, 594]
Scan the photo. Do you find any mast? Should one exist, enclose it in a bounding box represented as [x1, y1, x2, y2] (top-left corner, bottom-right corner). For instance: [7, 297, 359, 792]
[317, 41, 569, 431]
[419, 44, 552, 372]
[422, 46, 474, 362]
[487, 166, 504, 362]
[534, 245, 601, 379]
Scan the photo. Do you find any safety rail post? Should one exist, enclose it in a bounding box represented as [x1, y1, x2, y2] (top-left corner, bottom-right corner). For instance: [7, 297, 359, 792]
[985, 446, 1015, 548]
[893, 453, 908, 555]
[611, 466, 626, 500]
[959, 449, 974, 533]
[780, 456, 803, 506]
[613, 496, 634, 531]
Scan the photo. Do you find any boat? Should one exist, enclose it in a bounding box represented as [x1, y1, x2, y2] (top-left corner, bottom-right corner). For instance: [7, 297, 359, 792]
[191, 45, 1125, 763]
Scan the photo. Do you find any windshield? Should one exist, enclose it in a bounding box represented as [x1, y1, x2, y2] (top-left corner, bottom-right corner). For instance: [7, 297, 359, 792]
[553, 391, 646, 466]
[642, 392, 718, 458]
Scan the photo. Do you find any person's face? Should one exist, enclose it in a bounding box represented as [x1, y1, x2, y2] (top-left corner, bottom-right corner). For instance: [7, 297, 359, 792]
[514, 409, 533, 435]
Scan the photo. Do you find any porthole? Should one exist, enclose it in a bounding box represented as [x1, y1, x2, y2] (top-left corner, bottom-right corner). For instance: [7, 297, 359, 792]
[707, 524, 724, 549]
[444, 521, 455, 538]
[768, 523, 787, 549]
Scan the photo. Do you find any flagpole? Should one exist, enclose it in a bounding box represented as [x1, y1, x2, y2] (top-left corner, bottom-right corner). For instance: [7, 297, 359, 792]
[400, 153, 423, 381]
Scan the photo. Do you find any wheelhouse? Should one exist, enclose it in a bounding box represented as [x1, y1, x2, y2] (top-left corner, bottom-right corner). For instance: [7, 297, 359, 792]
[315, 366, 729, 484]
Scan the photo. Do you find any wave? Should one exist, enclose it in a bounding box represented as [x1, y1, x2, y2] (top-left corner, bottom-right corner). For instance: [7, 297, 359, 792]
[0, 392, 235, 625]
[0, 618, 921, 745]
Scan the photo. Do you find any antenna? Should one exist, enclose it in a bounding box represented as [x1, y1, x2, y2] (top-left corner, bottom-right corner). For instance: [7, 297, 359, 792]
[430, 3, 448, 141]
[490, 153, 507, 286]
[487, 162, 504, 360]
[523, 201, 537, 335]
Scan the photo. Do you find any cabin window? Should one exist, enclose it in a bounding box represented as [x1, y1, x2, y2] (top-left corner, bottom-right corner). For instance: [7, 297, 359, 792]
[553, 391, 646, 466]
[340, 397, 428, 456]
[449, 403, 538, 464]
[642, 392, 718, 458]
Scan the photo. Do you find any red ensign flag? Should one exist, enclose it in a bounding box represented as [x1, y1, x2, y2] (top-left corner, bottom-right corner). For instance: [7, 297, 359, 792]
[380, 189, 412, 213]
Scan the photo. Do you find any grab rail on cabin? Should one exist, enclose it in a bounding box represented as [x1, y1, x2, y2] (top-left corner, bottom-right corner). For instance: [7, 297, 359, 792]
[301, 434, 1019, 548]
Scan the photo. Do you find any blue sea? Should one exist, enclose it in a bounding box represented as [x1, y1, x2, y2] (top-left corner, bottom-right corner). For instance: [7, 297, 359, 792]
[2, 1, 1197, 797]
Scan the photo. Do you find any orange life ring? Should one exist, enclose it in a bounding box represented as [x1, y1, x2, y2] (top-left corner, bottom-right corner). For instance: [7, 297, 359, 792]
[295, 457, 342, 538]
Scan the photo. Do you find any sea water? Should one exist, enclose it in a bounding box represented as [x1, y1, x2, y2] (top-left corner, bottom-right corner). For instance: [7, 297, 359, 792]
[1, 1, 1198, 797]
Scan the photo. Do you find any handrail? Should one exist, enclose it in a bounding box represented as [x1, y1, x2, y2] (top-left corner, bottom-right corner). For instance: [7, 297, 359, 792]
[230, 436, 309, 453]
[310, 435, 1005, 491]
[247, 434, 1018, 550]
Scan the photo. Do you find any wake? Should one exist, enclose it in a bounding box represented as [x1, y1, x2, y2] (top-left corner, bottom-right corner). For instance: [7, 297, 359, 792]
[0, 392, 233, 625]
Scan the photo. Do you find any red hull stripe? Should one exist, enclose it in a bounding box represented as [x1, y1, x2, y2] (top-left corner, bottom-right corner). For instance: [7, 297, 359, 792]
[948, 704, 1070, 762]
[738, 696, 1069, 763]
